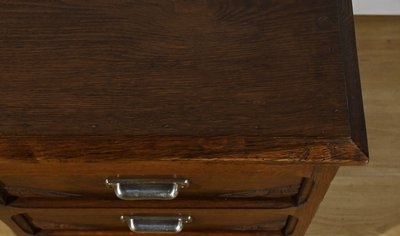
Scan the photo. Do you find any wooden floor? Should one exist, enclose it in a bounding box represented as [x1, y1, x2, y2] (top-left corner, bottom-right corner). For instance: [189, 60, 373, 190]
[1, 16, 399, 236]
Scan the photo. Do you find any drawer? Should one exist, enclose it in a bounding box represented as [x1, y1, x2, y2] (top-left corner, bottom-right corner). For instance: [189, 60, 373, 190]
[0, 162, 313, 204]
[10, 208, 297, 235]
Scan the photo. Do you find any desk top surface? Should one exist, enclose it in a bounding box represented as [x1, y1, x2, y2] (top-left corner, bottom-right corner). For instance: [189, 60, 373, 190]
[0, 0, 368, 164]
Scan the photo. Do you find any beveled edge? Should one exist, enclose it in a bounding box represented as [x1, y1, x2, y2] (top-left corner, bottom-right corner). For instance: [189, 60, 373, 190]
[336, 0, 369, 161]
[0, 136, 367, 165]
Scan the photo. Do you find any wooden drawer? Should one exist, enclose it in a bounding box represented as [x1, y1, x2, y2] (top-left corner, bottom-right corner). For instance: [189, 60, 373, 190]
[10, 208, 296, 235]
[0, 163, 313, 205]
[1, 163, 339, 236]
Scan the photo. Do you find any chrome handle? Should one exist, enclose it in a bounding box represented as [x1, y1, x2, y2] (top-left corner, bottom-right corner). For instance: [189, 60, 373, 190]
[105, 178, 189, 200]
[121, 215, 192, 233]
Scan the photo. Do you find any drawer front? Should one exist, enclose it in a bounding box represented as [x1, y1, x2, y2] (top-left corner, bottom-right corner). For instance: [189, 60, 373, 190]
[10, 208, 295, 235]
[0, 163, 312, 204]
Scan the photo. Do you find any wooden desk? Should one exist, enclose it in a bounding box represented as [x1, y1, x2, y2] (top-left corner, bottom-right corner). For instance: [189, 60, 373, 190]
[0, 1, 368, 235]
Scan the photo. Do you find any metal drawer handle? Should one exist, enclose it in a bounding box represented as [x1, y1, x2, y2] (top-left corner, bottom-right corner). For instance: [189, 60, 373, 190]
[105, 178, 189, 200]
[121, 215, 192, 233]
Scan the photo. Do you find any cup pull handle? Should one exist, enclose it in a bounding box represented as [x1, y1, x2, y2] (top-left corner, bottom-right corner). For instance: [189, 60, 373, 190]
[121, 215, 192, 233]
[106, 178, 189, 200]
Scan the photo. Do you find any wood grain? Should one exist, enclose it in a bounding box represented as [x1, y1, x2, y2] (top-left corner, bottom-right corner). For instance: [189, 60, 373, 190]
[0, 13, 393, 236]
[0, 163, 309, 202]
[0, 1, 372, 235]
[292, 166, 338, 236]
[0, 165, 341, 235]
[3, 208, 294, 234]
[337, 0, 369, 155]
[37, 231, 284, 236]
[0, 136, 367, 164]
[0, 0, 349, 137]
[307, 16, 400, 236]
[6, 198, 296, 210]
[0, 0, 368, 165]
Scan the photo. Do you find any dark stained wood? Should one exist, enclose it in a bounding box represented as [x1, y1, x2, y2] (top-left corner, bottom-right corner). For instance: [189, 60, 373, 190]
[5, 208, 294, 234]
[0, 136, 367, 164]
[39, 231, 284, 236]
[0, 161, 313, 177]
[291, 166, 339, 236]
[10, 214, 40, 235]
[7, 198, 296, 210]
[283, 216, 299, 236]
[0, 163, 341, 235]
[295, 177, 315, 205]
[337, 0, 369, 158]
[1, 174, 302, 201]
[0, 182, 17, 206]
[0, 0, 367, 235]
[0, 0, 367, 163]
[0, 0, 346, 137]
[0, 163, 310, 205]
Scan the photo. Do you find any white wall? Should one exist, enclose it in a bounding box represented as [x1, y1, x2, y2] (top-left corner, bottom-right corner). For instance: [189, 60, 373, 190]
[353, 0, 400, 15]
